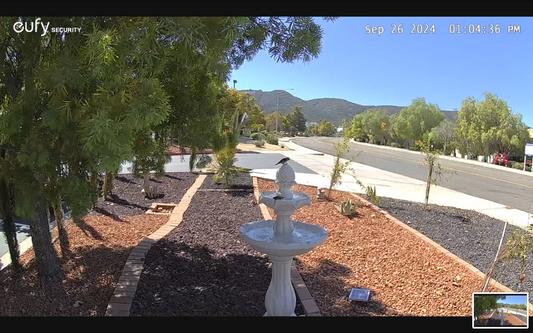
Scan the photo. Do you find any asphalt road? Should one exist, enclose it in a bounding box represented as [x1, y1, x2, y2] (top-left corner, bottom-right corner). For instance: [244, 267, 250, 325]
[293, 137, 533, 213]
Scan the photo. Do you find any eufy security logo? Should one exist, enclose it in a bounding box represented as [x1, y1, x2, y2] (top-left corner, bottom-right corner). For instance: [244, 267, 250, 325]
[13, 18, 81, 36]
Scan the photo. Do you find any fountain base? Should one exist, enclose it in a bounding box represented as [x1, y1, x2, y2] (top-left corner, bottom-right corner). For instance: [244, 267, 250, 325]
[240, 220, 327, 317]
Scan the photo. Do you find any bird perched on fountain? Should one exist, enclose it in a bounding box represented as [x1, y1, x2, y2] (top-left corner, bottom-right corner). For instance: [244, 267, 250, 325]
[276, 157, 290, 165]
[273, 195, 284, 200]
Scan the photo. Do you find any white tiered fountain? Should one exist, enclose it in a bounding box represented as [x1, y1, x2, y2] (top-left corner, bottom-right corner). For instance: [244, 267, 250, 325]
[240, 161, 328, 316]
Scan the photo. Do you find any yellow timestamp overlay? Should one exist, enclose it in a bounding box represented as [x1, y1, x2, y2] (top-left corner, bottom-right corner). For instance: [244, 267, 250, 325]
[364, 24, 522, 36]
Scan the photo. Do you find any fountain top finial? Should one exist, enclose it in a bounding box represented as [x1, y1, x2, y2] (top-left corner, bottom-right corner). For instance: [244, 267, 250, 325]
[275, 158, 295, 199]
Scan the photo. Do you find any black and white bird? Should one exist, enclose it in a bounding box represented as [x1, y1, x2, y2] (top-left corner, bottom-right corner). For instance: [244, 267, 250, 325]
[275, 157, 290, 165]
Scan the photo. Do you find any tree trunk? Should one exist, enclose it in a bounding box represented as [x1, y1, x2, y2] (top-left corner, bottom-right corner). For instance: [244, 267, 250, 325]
[142, 172, 150, 193]
[189, 147, 197, 173]
[443, 140, 447, 156]
[103, 172, 114, 199]
[89, 170, 99, 208]
[29, 193, 61, 283]
[52, 194, 70, 258]
[0, 179, 21, 271]
[425, 163, 433, 206]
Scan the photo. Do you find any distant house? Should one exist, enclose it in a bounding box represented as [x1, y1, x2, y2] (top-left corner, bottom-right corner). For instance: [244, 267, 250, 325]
[337, 127, 344, 133]
[528, 128, 533, 140]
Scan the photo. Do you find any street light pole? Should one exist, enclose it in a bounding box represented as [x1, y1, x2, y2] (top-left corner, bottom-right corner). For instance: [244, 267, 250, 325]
[274, 88, 294, 134]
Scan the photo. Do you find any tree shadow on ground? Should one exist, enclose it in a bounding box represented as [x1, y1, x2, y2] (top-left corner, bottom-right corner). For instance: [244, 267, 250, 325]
[115, 176, 134, 184]
[105, 194, 152, 211]
[0, 245, 132, 316]
[164, 174, 184, 181]
[294, 257, 415, 316]
[73, 218, 105, 241]
[226, 191, 255, 198]
[130, 241, 272, 316]
[91, 207, 126, 222]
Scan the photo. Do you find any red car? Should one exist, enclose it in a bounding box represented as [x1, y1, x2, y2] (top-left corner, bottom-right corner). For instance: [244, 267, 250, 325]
[494, 153, 509, 167]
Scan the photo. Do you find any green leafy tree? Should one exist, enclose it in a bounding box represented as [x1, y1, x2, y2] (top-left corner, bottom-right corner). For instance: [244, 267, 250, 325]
[265, 112, 282, 132]
[474, 295, 506, 320]
[0, 17, 171, 282]
[361, 108, 391, 144]
[318, 120, 336, 136]
[290, 105, 307, 134]
[395, 98, 445, 145]
[430, 120, 457, 156]
[345, 114, 366, 141]
[456, 93, 529, 158]
[242, 95, 266, 128]
[0, 15, 338, 282]
[309, 123, 319, 136]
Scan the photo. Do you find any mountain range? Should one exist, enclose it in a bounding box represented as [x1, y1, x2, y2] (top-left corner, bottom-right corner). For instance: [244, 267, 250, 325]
[241, 89, 458, 125]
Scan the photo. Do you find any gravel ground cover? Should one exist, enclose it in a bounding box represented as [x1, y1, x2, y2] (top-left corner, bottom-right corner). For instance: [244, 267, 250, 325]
[199, 172, 254, 190]
[90, 173, 198, 217]
[130, 182, 301, 316]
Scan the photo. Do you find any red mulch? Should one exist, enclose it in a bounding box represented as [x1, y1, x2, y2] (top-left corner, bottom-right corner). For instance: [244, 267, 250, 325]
[0, 214, 168, 316]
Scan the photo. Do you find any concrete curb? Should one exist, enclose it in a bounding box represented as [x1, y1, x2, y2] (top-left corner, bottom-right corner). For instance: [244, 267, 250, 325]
[348, 192, 533, 313]
[252, 177, 322, 317]
[104, 174, 207, 317]
[347, 139, 533, 178]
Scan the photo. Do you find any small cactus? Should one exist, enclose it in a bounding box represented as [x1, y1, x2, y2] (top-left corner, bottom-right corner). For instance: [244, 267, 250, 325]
[337, 199, 358, 216]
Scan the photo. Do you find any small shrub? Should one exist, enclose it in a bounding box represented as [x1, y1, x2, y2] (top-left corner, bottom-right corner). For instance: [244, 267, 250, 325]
[365, 185, 381, 205]
[390, 142, 401, 148]
[512, 162, 524, 170]
[337, 199, 358, 217]
[356, 179, 381, 206]
[280, 144, 285, 149]
[214, 151, 239, 188]
[250, 133, 265, 141]
[266, 134, 279, 145]
[254, 140, 265, 148]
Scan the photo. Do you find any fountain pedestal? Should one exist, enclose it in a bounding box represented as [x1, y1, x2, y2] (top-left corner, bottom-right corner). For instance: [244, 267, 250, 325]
[240, 162, 328, 316]
[265, 255, 296, 316]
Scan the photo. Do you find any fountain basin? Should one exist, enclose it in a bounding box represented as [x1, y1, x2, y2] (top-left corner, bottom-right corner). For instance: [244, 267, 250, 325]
[259, 191, 311, 211]
[240, 220, 328, 257]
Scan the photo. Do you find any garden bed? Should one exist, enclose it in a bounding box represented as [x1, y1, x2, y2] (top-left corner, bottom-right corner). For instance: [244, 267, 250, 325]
[0, 214, 168, 316]
[199, 172, 254, 190]
[256, 178, 508, 316]
[90, 172, 198, 217]
[130, 177, 304, 316]
[0, 172, 202, 316]
[376, 197, 532, 301]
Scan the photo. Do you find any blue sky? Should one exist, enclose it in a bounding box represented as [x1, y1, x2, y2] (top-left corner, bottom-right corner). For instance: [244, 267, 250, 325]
[499, 295, 528, 306]
[230, 17, 532, 126]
